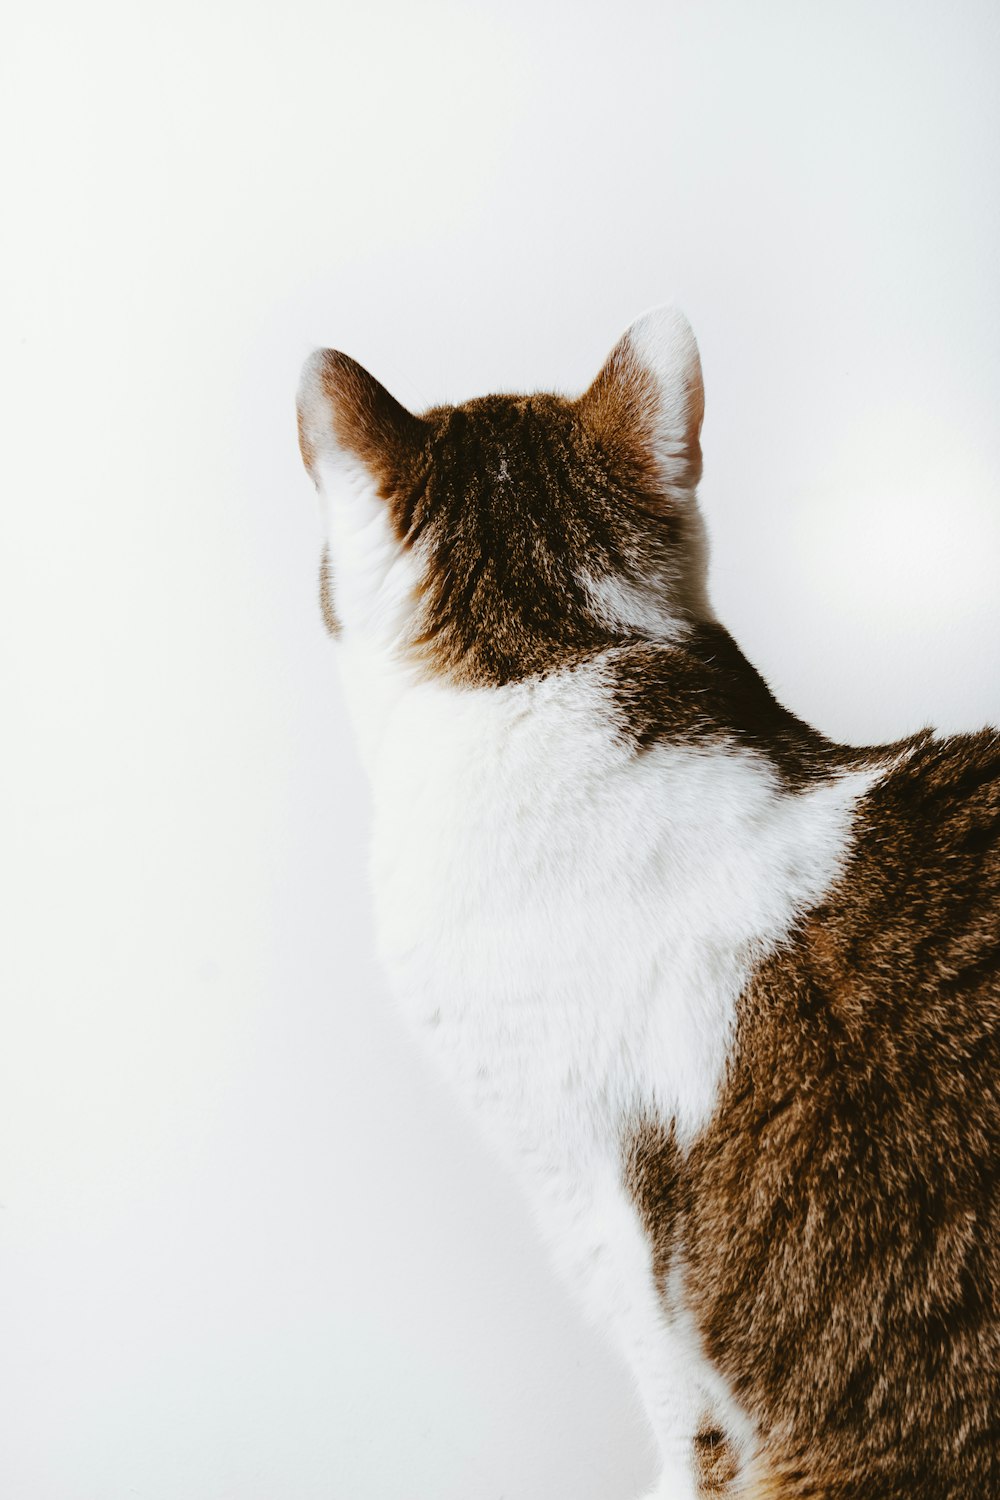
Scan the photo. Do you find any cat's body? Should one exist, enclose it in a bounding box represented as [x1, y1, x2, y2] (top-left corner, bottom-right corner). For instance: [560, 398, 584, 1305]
[297, 309, 999, 1497]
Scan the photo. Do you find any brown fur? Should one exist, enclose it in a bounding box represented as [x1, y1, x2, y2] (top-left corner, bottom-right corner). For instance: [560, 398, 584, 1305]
[627, 729, 1000, 1498]
[402, 393, 645, 684]
[608, 626, 930, 789]
[312, 348, 429, 485]
[305, 344, 702, 684]
[696, 1426, 742, 1493]
[580, 331, 705, 505]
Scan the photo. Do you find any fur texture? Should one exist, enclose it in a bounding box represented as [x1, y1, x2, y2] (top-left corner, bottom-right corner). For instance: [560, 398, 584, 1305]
[296, 309, 999, 1497]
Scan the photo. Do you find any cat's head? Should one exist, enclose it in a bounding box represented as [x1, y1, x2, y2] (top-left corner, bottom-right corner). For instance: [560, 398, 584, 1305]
[296, 306, 711, 686]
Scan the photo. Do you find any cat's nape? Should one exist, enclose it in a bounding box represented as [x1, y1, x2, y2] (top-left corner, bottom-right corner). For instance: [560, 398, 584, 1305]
[297, 308, 999, 1498]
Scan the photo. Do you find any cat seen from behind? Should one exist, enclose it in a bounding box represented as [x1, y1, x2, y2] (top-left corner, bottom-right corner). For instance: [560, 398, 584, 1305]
[296, 307, 999, 1499]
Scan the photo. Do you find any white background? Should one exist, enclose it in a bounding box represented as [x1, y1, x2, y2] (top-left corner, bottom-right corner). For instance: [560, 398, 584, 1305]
[3, 3, 999, 1497]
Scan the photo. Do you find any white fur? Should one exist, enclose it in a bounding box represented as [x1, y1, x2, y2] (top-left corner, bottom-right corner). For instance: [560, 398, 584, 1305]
[359, 663, 875, 1494]
[579, 569, 694, 641]
[353, 630, 876, 1495]
[368, 666, 875, 1149]
[300, 331, 880, 1497]
[623, 304, 703, 504]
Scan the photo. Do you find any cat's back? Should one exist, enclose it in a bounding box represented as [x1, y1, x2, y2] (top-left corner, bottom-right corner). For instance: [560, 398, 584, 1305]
[848, 725, 1000, 965]
[678, 727, 1000, 1498]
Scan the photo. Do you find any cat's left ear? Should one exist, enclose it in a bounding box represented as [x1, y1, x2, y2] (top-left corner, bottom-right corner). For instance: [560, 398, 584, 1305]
[579, 305, 705, 506]
[297, 348, 428, 490]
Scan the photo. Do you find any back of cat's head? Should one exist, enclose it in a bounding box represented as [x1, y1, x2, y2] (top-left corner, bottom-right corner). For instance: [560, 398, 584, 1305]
[296, 305, 713, 686]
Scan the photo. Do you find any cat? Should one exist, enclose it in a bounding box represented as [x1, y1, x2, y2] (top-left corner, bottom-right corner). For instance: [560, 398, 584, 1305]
[295, 307, 999, 1499]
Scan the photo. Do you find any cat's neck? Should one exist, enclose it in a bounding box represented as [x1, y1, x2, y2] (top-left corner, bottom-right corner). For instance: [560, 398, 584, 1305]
[339, 618, 912, 789]
[604, 623, 891, 786]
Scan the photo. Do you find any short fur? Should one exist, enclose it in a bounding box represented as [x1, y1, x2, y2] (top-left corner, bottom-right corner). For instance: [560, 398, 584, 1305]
[296, 308, 999, 1498]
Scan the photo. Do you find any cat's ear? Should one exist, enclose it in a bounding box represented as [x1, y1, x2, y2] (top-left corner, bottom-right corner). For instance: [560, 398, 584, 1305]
[579, 306, 704, 506]
[297, 349, 427, 489]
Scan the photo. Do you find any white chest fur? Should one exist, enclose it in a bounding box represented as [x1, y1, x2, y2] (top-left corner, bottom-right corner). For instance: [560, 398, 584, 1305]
[357, 658, 874, 1167]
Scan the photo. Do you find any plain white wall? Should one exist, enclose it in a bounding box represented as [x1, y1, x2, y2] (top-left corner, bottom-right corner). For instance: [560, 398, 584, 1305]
[3, 2, 999, 1497]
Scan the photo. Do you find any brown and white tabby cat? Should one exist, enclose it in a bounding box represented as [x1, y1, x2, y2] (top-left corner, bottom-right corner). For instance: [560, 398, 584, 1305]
[296, 308, 999, 1499]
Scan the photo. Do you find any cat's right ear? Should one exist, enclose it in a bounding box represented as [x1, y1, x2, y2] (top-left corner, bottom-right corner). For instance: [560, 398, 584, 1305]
[579, 306, 705, 508]
[296, 349, 427, 490]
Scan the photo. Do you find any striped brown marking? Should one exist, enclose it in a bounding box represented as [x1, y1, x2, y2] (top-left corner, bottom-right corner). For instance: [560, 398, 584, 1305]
[625, 732, 1000, 1498]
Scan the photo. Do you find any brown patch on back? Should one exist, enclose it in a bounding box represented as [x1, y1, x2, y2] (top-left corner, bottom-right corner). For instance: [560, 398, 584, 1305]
[608, 625, 930, 790]
[623, 732, 1000, 1497]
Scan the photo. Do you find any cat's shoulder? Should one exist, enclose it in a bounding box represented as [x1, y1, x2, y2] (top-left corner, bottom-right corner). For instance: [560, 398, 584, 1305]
[846, 724, 1000, 918]
[602, 624, 920, 787]
[745, 724, 1000, 1063]
[874, 722, 1000, 813]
